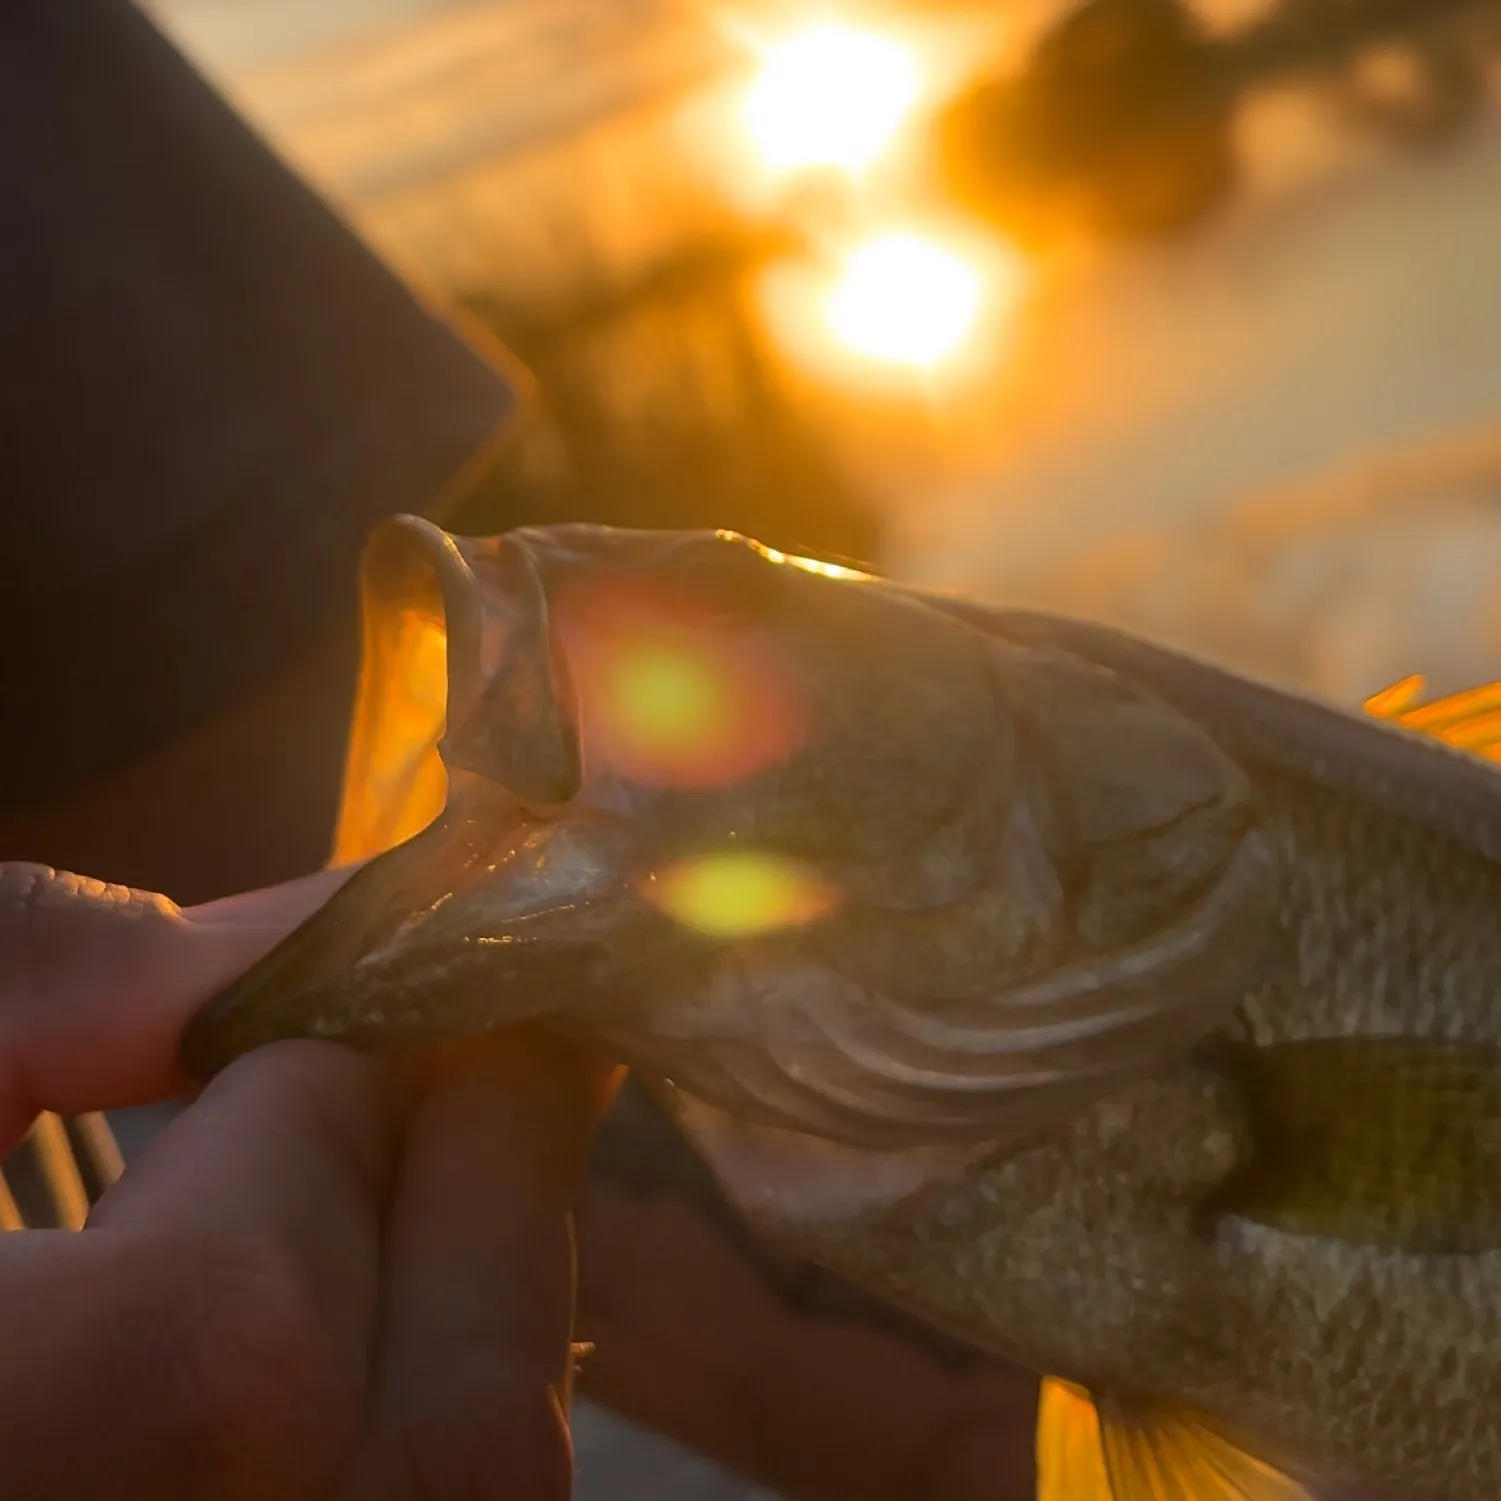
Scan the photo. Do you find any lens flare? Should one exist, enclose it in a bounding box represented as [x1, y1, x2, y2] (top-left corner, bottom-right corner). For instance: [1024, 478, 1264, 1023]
[646, 850, 839, 938]
[826, 233, 982, 367]
[558, 577, 805, 788]
[602, 639, 738, 764]
[743, 23, 921, 173]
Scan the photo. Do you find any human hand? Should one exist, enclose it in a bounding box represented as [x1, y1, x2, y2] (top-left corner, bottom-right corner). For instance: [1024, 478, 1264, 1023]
[0, 862, 600, 1501]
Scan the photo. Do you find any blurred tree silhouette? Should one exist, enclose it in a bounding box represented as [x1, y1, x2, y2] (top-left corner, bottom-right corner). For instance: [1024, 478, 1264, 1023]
[936, 0, 1501, 247]
[938, 0, 1235, 245]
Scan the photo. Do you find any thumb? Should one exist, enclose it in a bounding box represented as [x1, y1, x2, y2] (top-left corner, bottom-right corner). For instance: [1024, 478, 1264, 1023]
[0, 862, 357, 1150]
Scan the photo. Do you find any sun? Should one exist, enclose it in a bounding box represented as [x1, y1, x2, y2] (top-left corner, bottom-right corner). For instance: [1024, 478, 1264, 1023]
[742, 22, 922, 174]
[825, 232, 984, 367]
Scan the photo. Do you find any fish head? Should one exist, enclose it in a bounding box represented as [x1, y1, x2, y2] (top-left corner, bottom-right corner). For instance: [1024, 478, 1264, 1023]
[184, 517, 1279, 1151]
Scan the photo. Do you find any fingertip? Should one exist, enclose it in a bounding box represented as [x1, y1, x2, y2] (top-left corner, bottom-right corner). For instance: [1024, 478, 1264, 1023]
[0, 862, 371, 1137]
[0, 864, 181, 995]
[0, 865, 195, 1139]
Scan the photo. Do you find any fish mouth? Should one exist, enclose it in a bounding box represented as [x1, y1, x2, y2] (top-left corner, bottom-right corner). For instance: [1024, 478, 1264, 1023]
[180, 512, 635, 1080]
[179, 774, 668, 1080]
[183, 773, 1278, 1158]
[183, 511, 1283, 1144]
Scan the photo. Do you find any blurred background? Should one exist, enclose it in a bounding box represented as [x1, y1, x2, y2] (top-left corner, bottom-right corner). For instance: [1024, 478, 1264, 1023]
[144, 0, 1501, 710]
[137, 0, 1501, 1492]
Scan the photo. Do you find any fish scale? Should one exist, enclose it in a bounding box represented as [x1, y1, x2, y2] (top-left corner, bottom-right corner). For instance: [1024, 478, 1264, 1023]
[185, 521, 1501, 1501]
[1240, 772, 1501, 1047]
[742, 769, 1501, 1500]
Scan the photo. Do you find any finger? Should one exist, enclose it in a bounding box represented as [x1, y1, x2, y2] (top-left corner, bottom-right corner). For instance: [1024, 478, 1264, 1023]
[575, 1186, 1038, 1501]
[0, 1039, 398, 1501]
[339, 1034, 605, 1501]
[0, 861, 353, 1145]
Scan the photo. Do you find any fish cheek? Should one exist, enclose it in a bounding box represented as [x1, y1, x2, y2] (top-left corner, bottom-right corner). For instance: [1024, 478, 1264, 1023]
[823, 697, 1008, 868]
[805, 795, 1069, 1000]
[1071, 795, 1260, 953]
[1008, 645, 1261, 952]
[740, 586, 1014, 873]
[725, 698, 1016, 922]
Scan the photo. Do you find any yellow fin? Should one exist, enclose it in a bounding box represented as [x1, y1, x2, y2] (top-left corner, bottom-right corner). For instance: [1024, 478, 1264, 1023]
[1037, 1377, 1115, 1498]
[1364, 676, 1501, 758]
[330, 567, 451, 866]
[1361, 675, 1425, 718]
[1036, 1376, 1317, 1501]
[0, 1175, 20, 1232]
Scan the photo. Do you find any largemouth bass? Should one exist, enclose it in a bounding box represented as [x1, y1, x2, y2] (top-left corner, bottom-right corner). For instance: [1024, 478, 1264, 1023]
[185, 516, 1501, 1501]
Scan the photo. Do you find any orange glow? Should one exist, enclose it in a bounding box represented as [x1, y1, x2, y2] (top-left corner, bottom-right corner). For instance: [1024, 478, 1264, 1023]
[333, 604, 450, 866]
[755, 226, 1028, 388]
[645, 850, 839, 938]
[605, 641, 733, 756]
[742, 23, 922, 174]
[1363, 676, 1501, 762]
[1036, 1378, 1111, 1496]
[557, 576, 805, 787]
[751, 541, 872, 582]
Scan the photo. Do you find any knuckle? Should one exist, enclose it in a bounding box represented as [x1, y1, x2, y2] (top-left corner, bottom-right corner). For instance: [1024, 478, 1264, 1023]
[151, 1238, 357, 1495]
[0, 862, 178, 1008]
[0, 863, 69, 1004]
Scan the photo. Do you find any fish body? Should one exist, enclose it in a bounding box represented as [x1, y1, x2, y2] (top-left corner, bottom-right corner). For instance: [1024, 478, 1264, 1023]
[186, 519, 1501, 1501]
[730, 773, 1501, 1501]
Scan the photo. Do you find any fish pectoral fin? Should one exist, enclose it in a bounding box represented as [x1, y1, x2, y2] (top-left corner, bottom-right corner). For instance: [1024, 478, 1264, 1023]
[1037, 1377, 1317, 1501]
[1208, 1037, 1501, 1253]
[1363, 675, 1501, 756]
[1036, 1377, 1116, 1499]
[1098, 1396, 1319, 1501]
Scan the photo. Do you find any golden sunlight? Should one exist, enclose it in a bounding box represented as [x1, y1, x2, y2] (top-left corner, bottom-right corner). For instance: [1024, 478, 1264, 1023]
[333, 605, 450, 866]
[742, 23, 921, 174]
[754, 224, 1026, 388]
[752, 541, 873, 581]
[645, 849, 839, 938]
[826, 232, 982, 367]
